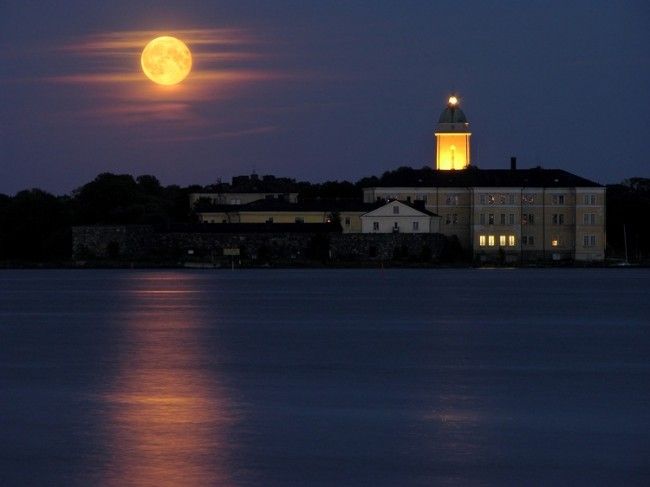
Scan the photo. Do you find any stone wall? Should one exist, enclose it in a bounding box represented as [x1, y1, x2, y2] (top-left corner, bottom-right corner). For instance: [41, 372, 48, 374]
[72, 225, 447, 264]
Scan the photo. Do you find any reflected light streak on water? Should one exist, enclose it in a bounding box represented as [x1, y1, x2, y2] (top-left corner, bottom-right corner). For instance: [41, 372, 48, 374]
[97, 274, 236, 487]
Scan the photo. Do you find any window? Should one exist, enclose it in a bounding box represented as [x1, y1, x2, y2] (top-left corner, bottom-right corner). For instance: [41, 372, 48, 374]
[551, 238, 560, 247]
[499, 235, 506, 246]
[529, 236, 535, 245]
[500, 214, 506, 225]
[393, 205, 399, 214]
[522, 236, 528, 245]
[373, 221, 379, 231]
[583, 194, 597, 205]
[487, 193, 507, 205]
[452, 214, 458, 224]
[488, 214, 495, 225]
[480, 213, 485, 225]
[295, 217, 304, 223]
[583, 213, 596, 225]
[479, 235, 486, 246]
[590, 235, 597, 246]
[553, 194, 565, 205]
[583, 235, 589, 248]
[445, 194, 459, 205]
[266, 217, 274, 223]
[412, 221, 419, 231]
[522, 213, 535, 225]
[479, 194, 486, 205]
[508, 235, 516, 246]
[445, 214, 451, 225]
[509, 194, 515, 205]
[509, 213, 515, 225]
[393, 222, 399, 231]
[552, 214, 564, 225]
[522, 194, 535, 204]
[488, 235, 495, 246]
[344, 217, 351, 226]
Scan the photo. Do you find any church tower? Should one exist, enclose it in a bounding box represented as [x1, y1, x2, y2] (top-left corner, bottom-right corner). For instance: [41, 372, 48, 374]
[435, 95, 471, 170]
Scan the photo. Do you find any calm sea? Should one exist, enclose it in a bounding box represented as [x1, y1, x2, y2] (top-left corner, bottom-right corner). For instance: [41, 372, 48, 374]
[1, 269, 649, 486]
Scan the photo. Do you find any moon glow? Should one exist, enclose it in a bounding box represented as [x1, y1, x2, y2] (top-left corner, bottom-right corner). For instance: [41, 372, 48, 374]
[141, 36, 192, 86]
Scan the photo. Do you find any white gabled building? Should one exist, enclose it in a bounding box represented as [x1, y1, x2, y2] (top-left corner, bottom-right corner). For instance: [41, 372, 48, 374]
[361, 200, 441, 234]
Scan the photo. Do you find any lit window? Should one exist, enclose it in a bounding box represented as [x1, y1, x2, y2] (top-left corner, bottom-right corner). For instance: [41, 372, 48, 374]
[479, 235, 486, 246]
[412, 221, 419, 231]
[373, 222, 379, 231]
[551, 238, 559, 247]
[488, 235, 495, 246]
[499, 235, 506, 246]
[393, 206, 399, 214]
[508, 235, 516, 246]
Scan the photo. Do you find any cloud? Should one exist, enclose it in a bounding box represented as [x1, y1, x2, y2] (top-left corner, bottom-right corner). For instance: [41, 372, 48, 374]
[25, 27, 291, 128]
[145, 125, 279, 142]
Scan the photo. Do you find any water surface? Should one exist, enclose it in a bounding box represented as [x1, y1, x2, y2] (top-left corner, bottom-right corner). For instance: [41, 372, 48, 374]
[1, 269, 649, 485]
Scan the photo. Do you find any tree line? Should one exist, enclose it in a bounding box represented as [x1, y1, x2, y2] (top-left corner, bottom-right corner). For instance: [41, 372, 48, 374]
[0, 170, 648, 263]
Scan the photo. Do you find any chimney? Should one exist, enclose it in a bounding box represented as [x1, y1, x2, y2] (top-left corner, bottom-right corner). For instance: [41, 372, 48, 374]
[510, 156, 517, 171]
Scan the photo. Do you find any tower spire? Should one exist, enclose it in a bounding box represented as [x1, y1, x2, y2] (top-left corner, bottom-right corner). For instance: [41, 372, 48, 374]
[434, 94, 471, 170]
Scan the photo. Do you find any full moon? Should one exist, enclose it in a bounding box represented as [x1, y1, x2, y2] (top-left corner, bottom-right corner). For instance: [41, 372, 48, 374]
[141, 36, 192, 86]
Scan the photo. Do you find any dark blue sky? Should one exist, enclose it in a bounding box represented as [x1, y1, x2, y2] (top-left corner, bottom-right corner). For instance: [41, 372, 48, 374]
[1, 1, 648, 194]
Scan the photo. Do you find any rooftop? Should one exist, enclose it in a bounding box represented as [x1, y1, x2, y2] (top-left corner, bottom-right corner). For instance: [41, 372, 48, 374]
[366, 167, 602, 188]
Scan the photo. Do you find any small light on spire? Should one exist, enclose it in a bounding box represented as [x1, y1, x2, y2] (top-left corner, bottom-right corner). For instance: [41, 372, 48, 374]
[448, 95, 458, 106]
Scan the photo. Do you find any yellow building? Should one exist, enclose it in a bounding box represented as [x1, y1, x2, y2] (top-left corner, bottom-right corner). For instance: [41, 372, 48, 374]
[435, 96, 471, 170]
[195, 200, 381, 234]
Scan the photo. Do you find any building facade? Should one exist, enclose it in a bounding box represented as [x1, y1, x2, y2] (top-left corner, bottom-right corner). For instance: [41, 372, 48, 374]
[362, 96, 606, 262]
[360, 200, 440, 234]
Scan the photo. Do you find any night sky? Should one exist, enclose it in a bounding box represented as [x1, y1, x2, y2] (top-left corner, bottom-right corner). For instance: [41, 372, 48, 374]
[2, 1, 648, 195]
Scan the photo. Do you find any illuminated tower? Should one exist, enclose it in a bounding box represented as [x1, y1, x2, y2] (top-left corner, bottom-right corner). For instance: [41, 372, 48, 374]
[435, 95, 471, 170]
